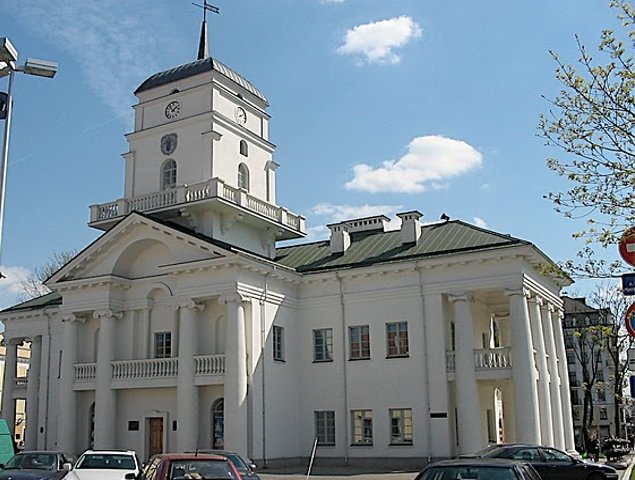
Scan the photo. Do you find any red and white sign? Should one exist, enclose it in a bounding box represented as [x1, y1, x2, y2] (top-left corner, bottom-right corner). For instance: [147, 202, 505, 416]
[619, 227, 635, 267]
[626, 303, 635, 338]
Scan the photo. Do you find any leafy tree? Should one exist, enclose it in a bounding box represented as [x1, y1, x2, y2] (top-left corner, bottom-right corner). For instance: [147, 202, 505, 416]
[18, 249, 77, 301]
[539, 0, 634, 279]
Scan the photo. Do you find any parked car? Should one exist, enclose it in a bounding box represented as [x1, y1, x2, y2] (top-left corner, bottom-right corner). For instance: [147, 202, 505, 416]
[0, 451, 76, 480]
[185, 450, 259, 480]
[66, 450, 141, 480]
[414, 458, 542, 480]
[474, 443, 619, 480]
[138, 453, 241, 480]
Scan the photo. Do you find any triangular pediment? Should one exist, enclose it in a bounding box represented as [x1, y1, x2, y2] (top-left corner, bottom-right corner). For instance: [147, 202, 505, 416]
[47, 213, 234, 285]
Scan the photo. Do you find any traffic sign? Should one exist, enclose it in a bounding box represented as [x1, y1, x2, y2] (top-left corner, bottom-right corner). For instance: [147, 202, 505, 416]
[623, 273, 635, 295]
[626, 303, 635, 338]
[619, 227, 635, 266]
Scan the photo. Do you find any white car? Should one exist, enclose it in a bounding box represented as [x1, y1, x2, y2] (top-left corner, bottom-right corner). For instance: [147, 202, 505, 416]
[65, 450, 140, 480]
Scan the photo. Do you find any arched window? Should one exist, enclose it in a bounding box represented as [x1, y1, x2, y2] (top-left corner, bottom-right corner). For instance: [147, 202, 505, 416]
[211, 398, 224, 449]
[238, 163, 249, 191]
[239, 140, 248, 157]
[161, 159, 177, 190]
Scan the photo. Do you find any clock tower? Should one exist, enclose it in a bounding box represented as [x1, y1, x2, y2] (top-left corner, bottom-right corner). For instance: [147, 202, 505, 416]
[88, 16, 305, 259]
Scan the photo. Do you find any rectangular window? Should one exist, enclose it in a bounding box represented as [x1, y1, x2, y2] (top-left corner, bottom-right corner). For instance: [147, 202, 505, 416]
[567, 352, 576, 364]
[386, 322, 409, 357]
[389, 408, 413, 445]
[273, 326, 284, 361]
[597, 370, 604, 382]
[349, 325, 370, 360]
[598, 390, 606, 402]
[154, 332, 172, 359]
[568, 372, 577, 387]
[313, 328, 333, 362]
[315, 411, 335, 446]
[351, 410, 373, 445]
[600, 407, 608, 420]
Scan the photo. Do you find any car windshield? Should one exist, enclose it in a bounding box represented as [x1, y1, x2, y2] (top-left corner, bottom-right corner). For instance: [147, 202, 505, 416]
[419, 466, 515, 480]
[224, 454, 248, 473]
[4, 454, 57, 470]
[76, 454, 136, 470]
[169, 460, 237, 480]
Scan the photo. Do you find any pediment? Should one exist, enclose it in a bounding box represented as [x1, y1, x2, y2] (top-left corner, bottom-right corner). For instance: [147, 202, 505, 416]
[47, 213, 233, 284]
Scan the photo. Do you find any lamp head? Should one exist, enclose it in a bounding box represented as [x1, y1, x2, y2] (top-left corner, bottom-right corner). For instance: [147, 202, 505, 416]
[0, 38, 18, 63]
[21, 58, 58, 78]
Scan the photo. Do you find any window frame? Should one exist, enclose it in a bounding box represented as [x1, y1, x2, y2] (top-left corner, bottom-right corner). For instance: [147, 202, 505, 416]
[350, 409, 373, 446]
[349, 325, 370, 360]
[154, 331, 172, 359]
[273, 325, 284, 362]
[314, 411, 335, 446]
[313, 328, 334, 362]
[389, 408, 413, 445]
[239, 140, 248, 157]
[161, 159, 177, 190]
[238, 163, 249, 191]
[386, 321, 409, 358]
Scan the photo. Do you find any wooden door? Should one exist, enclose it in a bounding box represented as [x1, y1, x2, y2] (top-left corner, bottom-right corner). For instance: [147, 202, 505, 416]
[148, 418, 163, 457]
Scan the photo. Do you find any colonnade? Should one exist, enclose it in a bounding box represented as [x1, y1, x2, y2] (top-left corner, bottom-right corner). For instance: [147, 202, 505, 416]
[448, 287, 575, 454]
[0, 293, 250, 457]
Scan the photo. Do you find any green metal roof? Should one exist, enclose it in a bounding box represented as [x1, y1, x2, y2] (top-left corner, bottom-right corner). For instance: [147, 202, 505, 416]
[2, 291, 61, 313]
[275, 220, 530, 272]
[135, 57, 268, 104]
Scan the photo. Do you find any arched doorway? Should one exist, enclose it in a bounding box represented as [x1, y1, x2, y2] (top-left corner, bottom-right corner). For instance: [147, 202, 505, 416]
[211, 399, 224, 449]
[89, 403, 95, 449]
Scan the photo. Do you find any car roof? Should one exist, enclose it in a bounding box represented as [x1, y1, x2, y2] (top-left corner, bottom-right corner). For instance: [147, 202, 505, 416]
[80, 450, 136, 455]
[16, 451, 68, 455]
[151, 454, 229, 461]
[429, 458, 530, 467]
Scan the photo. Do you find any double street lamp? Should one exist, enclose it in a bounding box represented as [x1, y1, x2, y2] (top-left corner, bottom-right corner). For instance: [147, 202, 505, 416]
[0, 37, 58, 275]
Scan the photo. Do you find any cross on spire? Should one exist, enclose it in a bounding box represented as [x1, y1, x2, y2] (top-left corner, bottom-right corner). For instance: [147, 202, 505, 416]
[192, 1, 220, 59]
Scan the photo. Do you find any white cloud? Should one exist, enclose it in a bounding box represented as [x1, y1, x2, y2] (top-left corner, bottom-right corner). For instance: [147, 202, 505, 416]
[346, 135, 483, 193]
[313, 203, 403, 225]
[2, 1, 170, 124]
[473, 217, 488, 229]
[337, 16, 422, 65]
[0, 265, 31, 309]
[320, 0, 345, 3]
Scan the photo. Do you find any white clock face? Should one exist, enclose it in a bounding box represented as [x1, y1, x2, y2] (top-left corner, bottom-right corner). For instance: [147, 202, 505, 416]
[235, 106, 247, 125]
[165, 101, 181, 119]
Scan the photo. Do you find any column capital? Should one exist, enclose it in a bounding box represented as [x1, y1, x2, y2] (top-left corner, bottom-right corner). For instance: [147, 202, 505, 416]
[527, 294, 544, 307]
[218, 294, 249, 306]
[447, 292, 472, 304]
[504, 286, 530, 298]
[93, 309, 123, 320]
[172, 298, 205, 311]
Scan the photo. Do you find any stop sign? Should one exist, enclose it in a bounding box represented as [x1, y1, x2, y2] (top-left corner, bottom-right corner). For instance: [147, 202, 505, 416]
[619, 227, 635, 266]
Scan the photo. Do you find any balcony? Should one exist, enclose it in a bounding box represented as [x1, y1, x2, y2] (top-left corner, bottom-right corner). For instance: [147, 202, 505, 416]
[446, 347, 513, 380]
[72, 354, 225, 390]
[89, 178, 305, 239]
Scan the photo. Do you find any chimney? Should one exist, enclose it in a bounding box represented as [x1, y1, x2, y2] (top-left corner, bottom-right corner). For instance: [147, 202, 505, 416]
[397, 210, 423, 245]
[327, 222, 351, 254]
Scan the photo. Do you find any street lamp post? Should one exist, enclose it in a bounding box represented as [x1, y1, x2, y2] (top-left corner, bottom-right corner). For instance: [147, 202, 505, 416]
[0, 37, 57, 275]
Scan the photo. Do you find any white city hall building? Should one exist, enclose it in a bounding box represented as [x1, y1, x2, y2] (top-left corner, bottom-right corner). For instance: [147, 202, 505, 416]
[0, 24, 575, 466]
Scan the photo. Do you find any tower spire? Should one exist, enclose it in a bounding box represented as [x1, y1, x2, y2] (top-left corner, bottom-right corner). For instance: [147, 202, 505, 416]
[193, 1, 220, 60]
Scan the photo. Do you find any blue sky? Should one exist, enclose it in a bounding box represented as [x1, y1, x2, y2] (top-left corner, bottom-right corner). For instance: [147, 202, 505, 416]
[0, 0, 626, 307]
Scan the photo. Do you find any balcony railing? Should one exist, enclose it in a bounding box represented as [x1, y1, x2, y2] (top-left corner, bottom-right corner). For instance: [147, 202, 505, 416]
[73, 355, 226, 383]
[446, 347, 513, 372]
[90, 178, 305, 233]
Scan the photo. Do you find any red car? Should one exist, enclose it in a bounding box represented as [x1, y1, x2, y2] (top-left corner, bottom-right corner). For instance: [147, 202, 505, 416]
[139, 454, 242, 480]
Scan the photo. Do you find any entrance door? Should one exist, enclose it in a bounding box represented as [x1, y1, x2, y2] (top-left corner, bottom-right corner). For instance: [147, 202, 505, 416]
[211, 399, 224, 449]
[148, 418, 163, 457]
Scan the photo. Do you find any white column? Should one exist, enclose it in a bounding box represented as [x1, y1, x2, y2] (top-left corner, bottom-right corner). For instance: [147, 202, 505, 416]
[57, 315, 79, 453]
[506, 288, 541, 443]
[543, 303, 566, 450]
[139, 307, 151, 359]
[528, 295, 553, 446]
[1, 338, 18, 435]
[449, 293, 482, 454]
[25, 336, 42, 449]
[93, 310, 121, 449]
[423, 292, 452, 457]
[221, 295, 248, 458]
[553, 308, 576, 452]
[176, 299, 203, 452]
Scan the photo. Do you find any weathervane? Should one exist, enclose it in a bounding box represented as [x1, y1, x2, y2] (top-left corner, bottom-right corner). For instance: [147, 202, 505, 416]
[192, 0, 220, 59]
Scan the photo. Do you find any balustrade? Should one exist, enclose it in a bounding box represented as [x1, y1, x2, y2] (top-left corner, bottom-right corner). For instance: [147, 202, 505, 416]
[446, 347, 513, 372]
[74, 363, 96, 381]
[194, 354, 225, 375]
[112, 358, 178, 379]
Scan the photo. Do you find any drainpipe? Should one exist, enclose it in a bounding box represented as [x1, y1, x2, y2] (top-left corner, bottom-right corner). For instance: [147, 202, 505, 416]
[336, 272, 349, 464]
[260, 269, 270, 467]
[417, 265, 432, 462]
